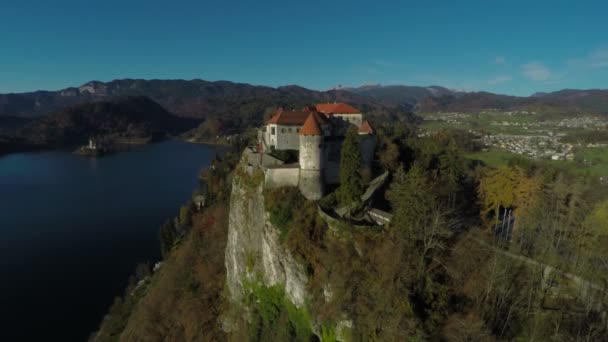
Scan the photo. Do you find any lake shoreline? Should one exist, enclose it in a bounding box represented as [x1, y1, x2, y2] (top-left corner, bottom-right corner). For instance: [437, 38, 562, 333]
[0, 136, 226, 160]
[0, 140, 222, 341]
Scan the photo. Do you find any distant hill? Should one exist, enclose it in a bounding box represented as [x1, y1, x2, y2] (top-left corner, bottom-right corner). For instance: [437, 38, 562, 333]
[16, 96, 193, 147]
[3, 80, 608, 131]
[416, 92, 525, 112]
[0, 79, 398, 128]
[346, 85, 608, 116]
[345, 84, 461, 109]
[414, 89, 608, 116]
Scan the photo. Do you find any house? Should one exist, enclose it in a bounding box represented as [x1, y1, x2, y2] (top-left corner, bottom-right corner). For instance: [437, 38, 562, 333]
[256, 103, 376, 200]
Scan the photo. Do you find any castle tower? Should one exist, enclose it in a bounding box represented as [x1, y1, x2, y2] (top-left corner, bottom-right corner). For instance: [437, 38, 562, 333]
[358, 120, 377, 169]
[298, 113, 325, 200]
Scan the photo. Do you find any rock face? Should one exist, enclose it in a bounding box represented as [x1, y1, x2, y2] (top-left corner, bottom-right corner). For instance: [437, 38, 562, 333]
[225, 176, 308, 308]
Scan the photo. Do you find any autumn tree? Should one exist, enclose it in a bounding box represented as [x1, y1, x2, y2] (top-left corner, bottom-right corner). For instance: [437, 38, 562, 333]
[477, 166, 541, 228]
[577, 199, 608, 281]
[387, 163, 454, 330]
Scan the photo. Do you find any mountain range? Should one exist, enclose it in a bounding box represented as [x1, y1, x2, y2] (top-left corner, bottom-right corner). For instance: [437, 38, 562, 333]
[0, 79, 394, 124]
[2, 80, 608, 124]
[345, 84, 608, 116]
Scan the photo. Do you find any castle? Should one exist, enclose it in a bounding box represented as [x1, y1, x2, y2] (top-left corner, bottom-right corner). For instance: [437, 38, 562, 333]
[252, 103, 377, 200]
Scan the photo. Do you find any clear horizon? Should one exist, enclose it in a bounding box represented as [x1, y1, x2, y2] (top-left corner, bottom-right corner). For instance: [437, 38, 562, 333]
[3, 77, 608, 98]
[2, 0, 607, 96]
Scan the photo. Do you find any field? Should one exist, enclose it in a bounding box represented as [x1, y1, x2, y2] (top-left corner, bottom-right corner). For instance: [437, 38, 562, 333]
[420, 112, 546, 136]
[464, 149, 521, 167]
[421, 111, 608, 177]
[579, 147, 608, 175]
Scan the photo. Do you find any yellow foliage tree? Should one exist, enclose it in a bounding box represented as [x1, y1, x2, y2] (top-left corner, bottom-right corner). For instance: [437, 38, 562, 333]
[583, 200, 608, 252]
[478, 166, 541, 227]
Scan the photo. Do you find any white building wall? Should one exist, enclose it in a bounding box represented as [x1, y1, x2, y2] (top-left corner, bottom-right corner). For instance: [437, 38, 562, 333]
[267, 124, 278, 147]
[273, 125, 301, 150]
[333, 113, 363, 127]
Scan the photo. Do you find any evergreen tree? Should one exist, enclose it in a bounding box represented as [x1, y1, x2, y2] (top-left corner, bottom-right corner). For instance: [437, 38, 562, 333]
[387, 163, 438, 234]
[337, 126, 363, 207]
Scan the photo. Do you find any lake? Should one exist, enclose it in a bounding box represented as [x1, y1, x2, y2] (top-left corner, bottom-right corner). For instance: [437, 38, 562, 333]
[0, 140, 223, 341]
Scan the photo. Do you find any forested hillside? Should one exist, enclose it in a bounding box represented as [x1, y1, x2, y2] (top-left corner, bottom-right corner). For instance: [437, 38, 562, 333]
[16, 96, 195, 147]
[0, 79, 399, 127]
[92, 122, 608, 341]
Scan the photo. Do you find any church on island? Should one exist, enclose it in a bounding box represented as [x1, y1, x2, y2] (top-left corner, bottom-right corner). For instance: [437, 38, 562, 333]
[247, 103, 377, 200]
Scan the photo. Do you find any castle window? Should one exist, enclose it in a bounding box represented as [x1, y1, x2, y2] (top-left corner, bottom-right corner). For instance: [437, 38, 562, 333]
[297, 128, 300, 133]
[288, 128, 292, 133]
[271, 127, 276, 135]
[281, 128, 285, 133]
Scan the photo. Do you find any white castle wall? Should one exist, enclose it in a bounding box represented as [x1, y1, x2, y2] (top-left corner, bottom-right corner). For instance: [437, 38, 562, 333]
[299, 170, 324, 200]
[299, 135, 324, 170]
[270, 124, 301, 150]
[264, 167, 300, 188]
[259, 111, 376, 200]
[299, 135, 324, 200]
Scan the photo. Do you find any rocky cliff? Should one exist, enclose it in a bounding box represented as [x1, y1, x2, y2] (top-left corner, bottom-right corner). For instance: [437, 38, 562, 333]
[225, 172, 309, 307]
[222, 166, 359, 341]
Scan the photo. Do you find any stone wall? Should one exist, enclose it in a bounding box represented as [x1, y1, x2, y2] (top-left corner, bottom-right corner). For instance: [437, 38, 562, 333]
[264, 166, 300, 188]
[274, 124, 301, 150]
[243, 147, 285, 168]
[299, 135, 323, 171]
[299, 169, 324, 200]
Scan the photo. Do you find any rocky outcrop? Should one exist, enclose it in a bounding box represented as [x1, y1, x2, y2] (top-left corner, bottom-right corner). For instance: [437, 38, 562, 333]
[225, 175, 308, 308]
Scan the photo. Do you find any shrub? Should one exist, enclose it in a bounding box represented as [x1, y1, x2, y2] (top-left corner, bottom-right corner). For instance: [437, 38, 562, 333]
[246, 283, 313, 342]
[318, 192, 337, 209]
[320, 324, 338, 342]
[264, 187, 305, 239]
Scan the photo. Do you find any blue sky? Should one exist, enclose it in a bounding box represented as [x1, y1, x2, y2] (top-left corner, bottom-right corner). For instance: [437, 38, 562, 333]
[1, 0, 607, 96]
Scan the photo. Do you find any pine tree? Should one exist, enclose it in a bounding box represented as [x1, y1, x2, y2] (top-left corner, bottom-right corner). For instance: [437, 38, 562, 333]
[337, 126, 364, 207]
[387, 163, 437, 233]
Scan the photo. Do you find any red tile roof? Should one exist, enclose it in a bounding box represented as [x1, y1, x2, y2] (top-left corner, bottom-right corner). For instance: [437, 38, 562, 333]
[311, 110, 329, 125]
[300, 113, 323, 136]
[358, 120, 375, 134]
[266, 109, 311, 125]
[316, 103, 360, 115]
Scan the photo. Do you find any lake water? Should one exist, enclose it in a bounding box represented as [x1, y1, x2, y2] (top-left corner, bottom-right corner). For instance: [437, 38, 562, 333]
[0, 141, 223, 341]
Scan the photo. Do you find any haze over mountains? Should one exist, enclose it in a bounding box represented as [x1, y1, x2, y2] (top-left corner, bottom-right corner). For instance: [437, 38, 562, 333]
[2, 79, 608, 122]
